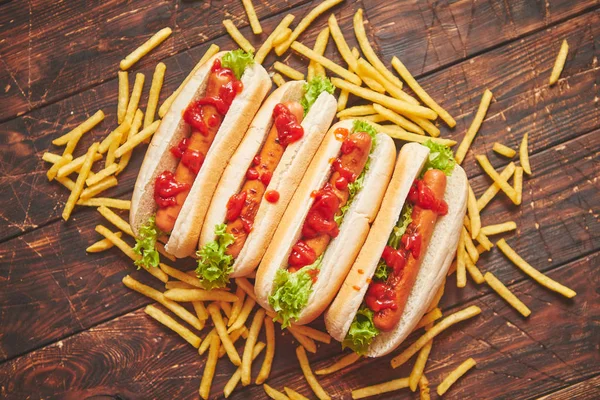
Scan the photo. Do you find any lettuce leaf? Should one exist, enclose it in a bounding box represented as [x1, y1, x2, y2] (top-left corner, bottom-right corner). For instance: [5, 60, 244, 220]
[268, 256, 322, 328]
[301, 76, 335, 116]
[221, 49, 254, 80]
[373, 260, 389, 281]
[195, 224, 235, 289]
[422, 140, 455, 176]
[352, 119, 378, 144]
[387, 204, 413, 249]
[133, 216, 161, 269]
[342, 306, 380, 355]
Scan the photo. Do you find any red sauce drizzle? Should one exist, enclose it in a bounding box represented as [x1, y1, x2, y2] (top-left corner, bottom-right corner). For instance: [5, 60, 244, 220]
[246, 168, 259, 180]
[365, 282, 398, 312]
[154, 171, 191, 208]
[334, 127, 349, 141]
[288, 240, 316, 268]
[265, 190, 280, 203]
[273, 103, 304, 146]
[301, 184, 340, 239]
[260, 171, 272, 186]
[226, 191, 247, 222]
[408, 179, 448, 215]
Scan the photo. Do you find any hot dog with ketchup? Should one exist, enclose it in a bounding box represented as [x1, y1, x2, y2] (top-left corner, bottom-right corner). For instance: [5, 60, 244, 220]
[325, 141, 468, 357]
[255, 120, 396, 327]
[196, 78, 337, 289]
[130, 50, 271, 262]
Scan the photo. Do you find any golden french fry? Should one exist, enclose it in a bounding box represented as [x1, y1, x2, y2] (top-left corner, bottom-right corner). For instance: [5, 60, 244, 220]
[120, 27, 172, 70]
[352, 378, 409, 399]
[86, 230, 122, 253]
[291, 41, 360, 85]
[117, 71, 129, 124]
[164, 288, 238, 302]
[207, 303, 241, 366]
[117, 109, 144, 174]
[223, 19, 255, 53]
[467, 184, 481, 239]
[242, 308, 266, 385]
[77, 197, 130, 209]
[229, 286, 246, 327]
[79, 176, 118, 200]
[192, 300, 209, 321]
[144, 62, 166, 129]
[42, 152, 63, 164]
[337, 105, 376, 118]
[484, 272, 530, 316]
[255, 15, 295, 64]
[346, 114, 387, 123]
[465, 256, 485, 284]
[199, 333, 220, 400]
[228, 295, 256, 333]
[296, 346, 331, 400]
[520, 132, 532, 175]
[514, 166, 523, 205]
[46, 154, 73, 181]
[275, 0, 343, 56]
[97, 205, 133, 236]
[549, 39, 569, 85]
[409, 339, 433, 391]
[373, 103, 424, 135]
[242, 0, 262, 34]
[104, 131, 122, 168]
[274, 61, 304, 80]
[224, 342, 265, 398]
[123, 73, 145, 126]
[476, 155, 519, 204]
[199, 329, 217, 356]
[374, 123, 456, 146]
[86, 164, 118, 187]
[456, 233, 467, 288]
[272, 73, 286, 87]
[289, 325, 330, 344]
[462, 226, 479, 264]
[114, 120, 160, 158]
[305, 28, 329, 79]
[235, 277, 257, 301]
[56, 153, 102, 179]
[289, 327, 317, 354]
[455, 89, 493, 164]
[264, 385, 289, 400]
[355, 58, 419, 106]
[166, 281, 194, 290]
[256, 316, 275, 384]
[62, 142, 98, 220]
[273, 28, 292, 47]
[52, 110, 105, 146]
[437, 358, 477, 396]
[496, 239, 576, 298]
[328, 14, 357, 71]
[391, 306, 481, 368]
[336, 47, 358, 111]
[476, 162, 516, 211]
[159, 263, 203, 288]
[284, 387, 310, 400]
[493, 142, 516, 158]
[219, 326, 246, 358]
[427, 281, 445, 312]
[481, 222, 517, 236]
[419, 375, 431, 400]
[413, 308, 443, 332]
[145, 304, 201, 348]
[315, 352, 361, 375]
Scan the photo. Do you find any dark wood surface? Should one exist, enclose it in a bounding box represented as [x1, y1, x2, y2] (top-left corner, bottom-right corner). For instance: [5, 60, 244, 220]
[1, 0, 598, 399]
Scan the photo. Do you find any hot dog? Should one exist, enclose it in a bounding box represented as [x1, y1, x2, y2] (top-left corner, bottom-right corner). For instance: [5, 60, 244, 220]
[196, 78, 338, 289]
[325, 141, 468, 357]
[255, 120, 397, 328]
[130, 50, 271, 260]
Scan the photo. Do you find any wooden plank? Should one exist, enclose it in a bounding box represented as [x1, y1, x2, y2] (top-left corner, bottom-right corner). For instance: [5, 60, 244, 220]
[0, 250, 596, 399]
[0, 125, 596, 364]
[1, 9, 598, 241]
[538, 375, 600, 399]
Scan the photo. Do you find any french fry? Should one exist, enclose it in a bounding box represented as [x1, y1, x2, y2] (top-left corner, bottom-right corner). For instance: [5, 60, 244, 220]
[291, 41, 361, 85]
[284, 387, 310, 400]
[104, 131, 122, 168]
[463, 227, 479, 264]
[255, 15, 295, 64]
[79, 176, 118, 200]
[455, 89, 493, 164]
[124, 73, 145, 126]
[456, 233, 467, 288]
[296, 346, 331, 400]
[476, 155, 519, 203]
[355, 58, 419, 106]
[496, 239, 576, 298]
[229, 286, 246, 327]
[493, 142, 516, 158]
[275, 0, 343, 56]
[336, 47, 359, 111]
[272, 73, 286, 87]
[476, 162, 516, 211]
[306, 28, 332, 79]
[467, 184, 481, 239]
[419, 375, 431, 400]
[437, 358, 477, 396]
[242, 308, 266, 385]
[120, 27, 171, 70]
[228, 295, 256, 334]
[242, 0, 262, 34]
[52, 110, 105, 146]
[337, 105, 376, 118]
[97, 120, 130, 155]
[143, 62, 166, 129]
[484, 272, 530, 317]
[373, 103, 425, 135]
[409, 339, 433, 391]
[156, 242, 176, 262]
[199, 329, 217, 356]
[352, 378, 410, 399]
[476, 231, 494, 251]
[331, 78, 438, 120]
[481, 221, 517, 236]
[413, 308, 443, 332]
[42, 152, 63, 164]
[465, 256, 485, 284]
[77, 197, 130, 209]
[199, 333, 220, 400]
[159, 44, 220, 117]
[353, 9, 403, 89]
[328, 14, 358, 71]
[549, 39, 569, 85]
[256, 316, 276, 384]
[273, 28, 292, 47]
[144, 304, 201, 348]
[514, 166, 523, 205]
[289, 327, 317, 354]
[223, 19, 255, 53]
[164, 288, 238, 302]
[207, 303, 241, 366]
[264, 385, 289, 400]
[315, 352, 361, 375]
[391, 305, 481, 368]
[56, 152, 102, 178]
[97, 205, 133, 236]
[159, 263, 203, 288]
[391, 57, 456, 128]
[192, 300, 209, 321]
[86, 231, 122, 253]
[166, 281, 194, 290]
[224, 342, 266, 398]
[289, 325, 330, 344]
[46, 154, 73, 181]
[274, 62, 304, 80]
[117, 71, 129, 124]
[349, 114, 387, 123]
[358, 75, 384, 93]
[219, 301, 233, 318]
[520, 132, 532, 175]
[374, 123, 456, 146]
[235, 277, 257, 301]
[62, 142, 98, 220]
[427, 281, 445, 312]
[219, 326, 247, 358]
[86, 164, 118, 187]
[114, 120, 160, 158]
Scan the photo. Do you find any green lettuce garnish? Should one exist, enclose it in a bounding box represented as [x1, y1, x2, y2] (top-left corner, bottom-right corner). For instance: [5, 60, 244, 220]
[342, 306, 380, 355]
[352, 120, 378, 143]
[422, 140, 455, 176]
[374, 260, 389, 281]
[301, 76, 335, 116]
[269, 256, 322, 328]
[133, 216, 161, 269]
[387, 204, 413, 249]
[221, 49, 254, 80]
[195, 224, 235, 289]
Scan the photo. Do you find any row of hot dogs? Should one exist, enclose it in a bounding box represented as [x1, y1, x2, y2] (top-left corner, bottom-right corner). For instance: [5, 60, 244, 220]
[130, 49, 468, 357]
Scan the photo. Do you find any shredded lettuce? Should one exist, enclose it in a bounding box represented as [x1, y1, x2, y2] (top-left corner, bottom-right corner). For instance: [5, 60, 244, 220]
[374, 260, 389, 281]
[269, 256, 322, 328]
[422, 140, 455, 176]
[342, 306, 380, 355]
[301, 76, 335, 116]
[352, 120, 378, 143]
[195, 224, 235, 289]
[133, 216, 161, 269]
[221, 49, 254, 80]
[387, 204, 413, 249]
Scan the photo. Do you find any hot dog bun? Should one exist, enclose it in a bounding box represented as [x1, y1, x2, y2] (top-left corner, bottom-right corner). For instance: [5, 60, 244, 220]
[130, 51, 271, 258]
[255, 120, 396, 325]
[325, 142, 468, 357]
[200, 81, 337, 277]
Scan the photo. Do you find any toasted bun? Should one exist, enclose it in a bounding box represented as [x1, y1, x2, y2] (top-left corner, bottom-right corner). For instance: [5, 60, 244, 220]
[255, 120, 396, 325]
[130, 52, 271, 258]
[325, 143, 468, 357]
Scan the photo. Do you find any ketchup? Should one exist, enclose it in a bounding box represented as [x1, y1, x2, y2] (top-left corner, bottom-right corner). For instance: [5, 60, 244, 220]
[382, 245, 407, 274]
[288, 240, 317, 268]
[334, 127, 349, 141]
[365, 282, 398, 312]
[260, 171, 272, 186]
[301, 184, 340, 239]
[246, 168, 259, 180]
[273, 103, 304, 146]
[408, 179, 448, 216]
[226, 191, 247, 222]
[265, 190, 280, 203]
[154, 171, 191, 208]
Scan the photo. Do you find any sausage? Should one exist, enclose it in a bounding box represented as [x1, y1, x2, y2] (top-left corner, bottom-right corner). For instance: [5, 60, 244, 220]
[225, 101, 304, 258]
[373, 169, 447, 332]
[155, 69, 233, 233]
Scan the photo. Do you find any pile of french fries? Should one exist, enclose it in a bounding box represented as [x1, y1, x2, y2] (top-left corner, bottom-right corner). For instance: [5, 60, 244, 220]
[40, 0, 576, 398]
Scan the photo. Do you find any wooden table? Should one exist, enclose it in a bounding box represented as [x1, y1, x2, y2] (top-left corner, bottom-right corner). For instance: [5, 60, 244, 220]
[0, 0, 598, 398]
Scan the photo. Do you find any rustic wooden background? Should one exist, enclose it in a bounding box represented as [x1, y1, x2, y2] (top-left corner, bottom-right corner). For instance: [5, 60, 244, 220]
[0, 0, 599, 399]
